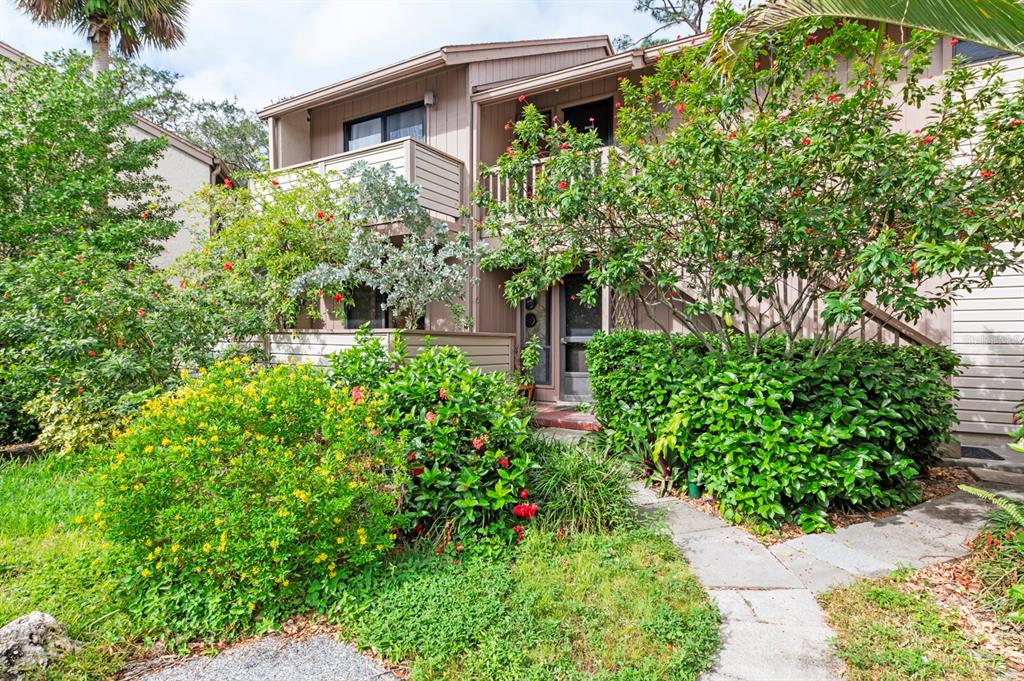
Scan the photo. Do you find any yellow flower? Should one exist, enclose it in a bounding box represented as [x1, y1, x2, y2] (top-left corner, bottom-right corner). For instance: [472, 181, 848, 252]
[214, 518, 223, 527]
[171, 544, 179, 553]
[141, 568, 151, 577]
[161, 438, 171, 446]
[314, 552, 327, 564]
[336, 536, 345, 544]
[282, 578, 290, 587]
[202, 543, 212, 553]
[74, 515, 84, 525]
[143, 445, 154, 454]
[270, 540, 279, 550]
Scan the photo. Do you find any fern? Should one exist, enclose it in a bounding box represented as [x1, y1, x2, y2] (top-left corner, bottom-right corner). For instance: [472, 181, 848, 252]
[959, 485, 1024, 527]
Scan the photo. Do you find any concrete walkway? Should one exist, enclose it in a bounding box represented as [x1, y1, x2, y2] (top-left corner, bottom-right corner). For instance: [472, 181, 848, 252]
[631, 482, 1023, 681]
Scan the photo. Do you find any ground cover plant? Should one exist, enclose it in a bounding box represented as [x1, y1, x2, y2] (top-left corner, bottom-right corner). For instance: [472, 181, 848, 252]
[960, 486, 1024, 624]
[821, 572, 1007, 681]
[335, 529, 719, 681]
[588, 331, 959, 531]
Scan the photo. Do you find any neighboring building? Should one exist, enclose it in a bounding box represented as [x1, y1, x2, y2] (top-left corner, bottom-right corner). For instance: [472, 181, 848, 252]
[258, 33, 1020, 429]
[0, 40, 226, 268]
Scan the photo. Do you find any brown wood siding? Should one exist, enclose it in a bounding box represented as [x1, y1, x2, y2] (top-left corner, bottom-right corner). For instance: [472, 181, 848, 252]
[477, 268, 517, 334]
[310, 66, 470, 164]
[467, 48, 609, 89]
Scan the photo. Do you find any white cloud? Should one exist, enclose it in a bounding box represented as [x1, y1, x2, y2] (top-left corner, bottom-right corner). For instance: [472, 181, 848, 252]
[0, 0, 664, 111]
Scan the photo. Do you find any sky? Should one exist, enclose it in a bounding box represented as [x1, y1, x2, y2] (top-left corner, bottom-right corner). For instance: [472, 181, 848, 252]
[0, 0, 665, 112]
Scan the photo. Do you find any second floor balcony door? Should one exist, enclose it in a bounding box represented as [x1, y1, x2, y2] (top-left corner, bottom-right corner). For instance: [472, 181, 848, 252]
[563, 97, 614, 146]
[345, 104, 426, 152]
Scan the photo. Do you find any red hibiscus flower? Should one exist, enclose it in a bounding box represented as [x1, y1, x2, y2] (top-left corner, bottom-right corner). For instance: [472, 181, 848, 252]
[800, 137, 812, 146]
[614, 101, 622, 109]
[426, 411, 436, 424]
[317, 211, 325, 220]
[497, 456, 509, 469]
[981, 170, 995, 179]
[223, 262, 233, 271]
[439, 387, 449, 400]
[472, 434, 489, 451]
[517, 94, 526, 103]
[669, 79, 677, 87]
[558, 181, 568, 190]
[406, 452, 417, 462]
[512, 503, 538, 519]
[827, 94, 841, 104]
[137, 308, 145, 317]
[140, 210, 148, 220]
[223, 178, 233, 189]
[950, 38, 959, 46]
[504, 121, 512, 131]
[271, 179, 280, 186]
[559, 143, 570, 150]
[675, 102, 686, 114]
[519, 489, 529, 499]
[411, 467, 424, 477]
[909, 261, 918, 277]
[63, 296, 71, 303]
[47, 377, 57, 382]
[920, 135, 936, 144]
[333, 292, 344, 303]
[88, 350, 97, 357]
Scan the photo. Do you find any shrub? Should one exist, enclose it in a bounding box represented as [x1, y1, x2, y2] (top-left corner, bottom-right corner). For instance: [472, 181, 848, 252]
[528, 438, 637, 534]
[588, 331, 960, 531]
[961, 486, 1024, 622]
[92, 359, 403, 635]
[330, 337, 533, 537]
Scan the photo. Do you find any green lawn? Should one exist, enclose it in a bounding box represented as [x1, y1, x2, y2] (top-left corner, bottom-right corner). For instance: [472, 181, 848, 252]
[0, 455, 720, 681]
[820, 574, 1006, 681]
[0, 457, 140, 679]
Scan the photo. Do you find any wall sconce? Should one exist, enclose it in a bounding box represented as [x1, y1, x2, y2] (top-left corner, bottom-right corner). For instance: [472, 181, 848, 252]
[423, 91, 436, 106]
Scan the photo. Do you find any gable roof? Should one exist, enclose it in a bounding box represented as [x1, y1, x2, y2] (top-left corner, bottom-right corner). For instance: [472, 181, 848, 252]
[0, 40, 221, 169]
[257, 35, 613, 119]
[472, 33, 709, 104]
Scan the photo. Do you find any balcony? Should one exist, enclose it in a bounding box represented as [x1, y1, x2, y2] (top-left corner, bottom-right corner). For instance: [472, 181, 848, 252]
[275, 137, 464, 219]
[480, 146, 613, 210]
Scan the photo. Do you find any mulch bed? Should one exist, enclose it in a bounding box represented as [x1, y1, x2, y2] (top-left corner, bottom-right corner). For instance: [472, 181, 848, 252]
[664, 465, 978, 546]
[905, 558, 1024, 675]
[0, 442, 39, 460]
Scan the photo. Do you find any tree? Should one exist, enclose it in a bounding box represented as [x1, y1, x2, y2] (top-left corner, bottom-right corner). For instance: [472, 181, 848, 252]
[615, 0, 757, 50]
[715, 0, 1024, 68]
[15, 0, 189, 76]
[0, 54, 220, 448]
[477, 8, 1024, 357]
[176, 163, 475, 339]
[49, 50, 268, 172]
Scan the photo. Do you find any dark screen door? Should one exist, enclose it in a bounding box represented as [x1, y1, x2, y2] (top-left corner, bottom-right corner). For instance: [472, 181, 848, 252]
[560, 274, 602, 401]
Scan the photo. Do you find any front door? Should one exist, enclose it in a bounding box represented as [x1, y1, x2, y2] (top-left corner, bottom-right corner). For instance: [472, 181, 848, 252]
[559, 274, 603, 401]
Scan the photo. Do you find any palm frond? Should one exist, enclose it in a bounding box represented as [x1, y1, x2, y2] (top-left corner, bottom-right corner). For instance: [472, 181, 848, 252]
[714, 0, 1024, 71]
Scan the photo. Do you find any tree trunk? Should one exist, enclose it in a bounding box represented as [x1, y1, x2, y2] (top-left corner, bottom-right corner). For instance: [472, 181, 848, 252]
[89, 23, 111, 77]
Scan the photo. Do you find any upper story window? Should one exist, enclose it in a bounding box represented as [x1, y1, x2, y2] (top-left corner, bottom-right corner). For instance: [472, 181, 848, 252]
[563, 98, 614, 146]
[345, 104, 426, 152]
[953, 40, 1011, 64]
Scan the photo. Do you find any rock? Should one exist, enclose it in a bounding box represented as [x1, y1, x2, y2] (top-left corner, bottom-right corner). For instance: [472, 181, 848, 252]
[0, 612, 74, 680]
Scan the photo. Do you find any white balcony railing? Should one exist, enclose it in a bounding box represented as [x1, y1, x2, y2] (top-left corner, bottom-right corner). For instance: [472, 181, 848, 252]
[276, 137, 464, 219]
[480, 146, 613, 209]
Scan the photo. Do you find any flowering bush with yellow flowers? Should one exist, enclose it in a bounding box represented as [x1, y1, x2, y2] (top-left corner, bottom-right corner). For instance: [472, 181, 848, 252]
[331, 338, 533, 538]
[91, 359, 404, 635]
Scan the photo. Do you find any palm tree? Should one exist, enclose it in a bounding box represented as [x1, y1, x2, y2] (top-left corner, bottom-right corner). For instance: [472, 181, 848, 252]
[15, 0, 190, 76]
[714, 0, 1024, 68]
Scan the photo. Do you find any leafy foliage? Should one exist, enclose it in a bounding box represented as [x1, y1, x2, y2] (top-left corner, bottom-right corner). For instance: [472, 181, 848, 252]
[330, 336, 533, 537]
[0, 54, 221, 448]
[961, 484, 1024, 622]
[479, 12, 1024, 357]
[588, 331, 959, 531]
[92, 360, 404, 635]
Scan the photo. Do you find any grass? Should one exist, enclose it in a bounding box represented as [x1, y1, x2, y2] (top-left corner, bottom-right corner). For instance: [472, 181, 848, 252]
[0, 456, 138, 680]
[336, 529, 719, 681]
[820, 574, 1005, 681]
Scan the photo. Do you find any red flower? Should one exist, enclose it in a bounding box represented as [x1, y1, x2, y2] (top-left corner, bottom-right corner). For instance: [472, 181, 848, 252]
[513, 524, 526, 542]
[223, 262, 234, 271]
[504, 121, 512, 131]
[411, 467, 424, 477]
[827, 94, 841, 104]
[800, 137, 812, 146]
[63, 296, 71, 303]
[140, 211, 148, 220]
[352, 385, 366, 405]
[512, 503, 538, 519]
[406, 452, 417, 462]
[271, 179, 280, 186]
[614, 101, 622, 109]
[223, 178, 233, 189]
[675, 102, 686, 114]
[754, 60, 761, 69]
[48, 377, 57, 382]
[804, 227, 814, 234]
[88, 350, 97, 357]
[439, 387, 449, 400]
[333, 292, 344, 303]
[472, 434, 489, 451]
[426, 411, 436, 424]
[981, 170, 995, 179]
[961, 208, 974, 217]
[497, 456, 509, 469]
[559, 143, 570, 150]
[519, 489, 529, 499]
[137, 308, 145, 317]
[517, 94, 526, 103]
[670, 79, 677, 87]
[920, 135, 937, 144]
[317, 211, 325, 220]
[909, 261, 918, 277]
[950, 38, 960, 46]
[75, 254, 84, 262]
[326, 213, 334, 222]
[558, 180, 568, 190]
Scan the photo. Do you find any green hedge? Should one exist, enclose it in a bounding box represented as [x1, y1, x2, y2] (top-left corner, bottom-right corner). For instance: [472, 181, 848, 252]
[587, 332, 960, 531]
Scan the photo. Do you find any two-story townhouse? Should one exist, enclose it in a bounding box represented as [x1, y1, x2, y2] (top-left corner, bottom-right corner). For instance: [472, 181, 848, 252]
[261, 33, 1022, 447]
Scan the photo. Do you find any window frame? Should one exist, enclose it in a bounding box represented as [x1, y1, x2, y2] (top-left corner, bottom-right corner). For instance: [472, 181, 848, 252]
[559, 96, 616, 146]
[343, 102, 427, 152]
